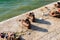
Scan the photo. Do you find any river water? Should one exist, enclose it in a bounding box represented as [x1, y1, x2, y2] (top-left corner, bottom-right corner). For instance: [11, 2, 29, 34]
[0, 0, 58, 21]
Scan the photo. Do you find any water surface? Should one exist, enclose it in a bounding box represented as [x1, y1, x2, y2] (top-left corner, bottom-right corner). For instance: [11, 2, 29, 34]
[0, 0, 58, 21]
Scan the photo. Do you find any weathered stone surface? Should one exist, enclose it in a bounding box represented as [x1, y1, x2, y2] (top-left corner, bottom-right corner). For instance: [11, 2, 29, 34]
[0, 1, 60, 40]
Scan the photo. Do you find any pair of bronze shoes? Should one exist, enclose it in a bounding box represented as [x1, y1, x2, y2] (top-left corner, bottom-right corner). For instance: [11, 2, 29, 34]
[49, 11, 60, 18]
[26, 12, 35, 22]
[49, 2, 60, 18]
[19, 12, 35, 29]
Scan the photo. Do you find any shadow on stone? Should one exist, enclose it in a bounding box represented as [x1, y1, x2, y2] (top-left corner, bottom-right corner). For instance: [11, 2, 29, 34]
[17, 35, 25, 40]
[31, 24, 48, 32]
[35, 18, 51, 25]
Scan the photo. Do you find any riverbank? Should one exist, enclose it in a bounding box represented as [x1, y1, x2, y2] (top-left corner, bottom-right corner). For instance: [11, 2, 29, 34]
[0, 0, 58, 22]
[0, 1, 60, 40]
